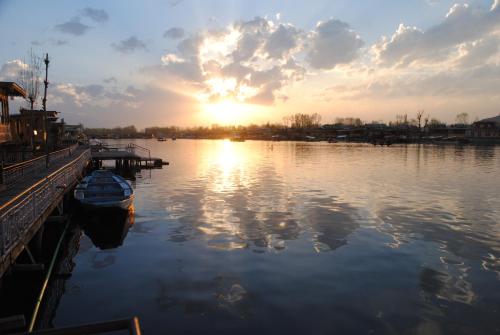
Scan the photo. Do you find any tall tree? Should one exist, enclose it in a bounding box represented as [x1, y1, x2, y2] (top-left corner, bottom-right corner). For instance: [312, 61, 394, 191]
[19, 49, 42, 149]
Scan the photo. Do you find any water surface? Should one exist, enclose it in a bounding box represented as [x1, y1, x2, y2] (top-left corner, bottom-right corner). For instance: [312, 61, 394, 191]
[56, 140, 500, 334]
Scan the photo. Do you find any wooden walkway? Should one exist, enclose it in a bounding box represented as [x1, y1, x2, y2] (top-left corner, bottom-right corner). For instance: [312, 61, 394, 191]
[0, 145, 91, 277]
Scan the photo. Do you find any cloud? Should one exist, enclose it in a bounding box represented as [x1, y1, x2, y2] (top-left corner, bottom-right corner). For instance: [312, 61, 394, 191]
[164, 27, 185, 39]
[264, 23, 300, 60]
[373, 1, 500, 66]
[103, 76, 117, 84]
[0, 59, 27, 81]
[81, 7, 109, 23]
[307, 19, 364, 69]
[53, 39, 69, 46]
[31, 39, 69, 46]
[112, 36, 148, 53]
[54, 17, 91, 36]
[155, 16, 319, 105]
[46, 80, 198, 127]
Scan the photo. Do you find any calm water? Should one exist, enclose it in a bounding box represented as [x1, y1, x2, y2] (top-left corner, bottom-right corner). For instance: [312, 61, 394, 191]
[56, 140, 500, 334]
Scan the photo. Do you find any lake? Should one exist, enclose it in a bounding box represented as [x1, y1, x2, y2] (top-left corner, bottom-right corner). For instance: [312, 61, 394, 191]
[53, 140, 500, 334]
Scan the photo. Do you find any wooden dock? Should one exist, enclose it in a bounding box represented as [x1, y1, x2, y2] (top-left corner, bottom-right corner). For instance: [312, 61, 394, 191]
[0, 142, 165, 278]
[91, 143, 168, 169]
[0, 144, 90, 277]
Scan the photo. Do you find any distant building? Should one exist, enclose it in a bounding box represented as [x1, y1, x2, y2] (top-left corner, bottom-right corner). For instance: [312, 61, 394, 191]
[470, 115, 500, 138]
[10, 108, 60, 146]
[0, 82, 26, 144]
[64, 124, 86, 143]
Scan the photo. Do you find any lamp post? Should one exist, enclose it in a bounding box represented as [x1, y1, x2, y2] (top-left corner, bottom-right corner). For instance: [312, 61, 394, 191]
[42, 53, 49, 167]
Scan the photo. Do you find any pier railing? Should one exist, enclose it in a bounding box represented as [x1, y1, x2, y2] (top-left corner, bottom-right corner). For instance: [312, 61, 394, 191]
[1, 144, 79, 189]
[0, 148, 90, 257]
[93, 142, 150, 159]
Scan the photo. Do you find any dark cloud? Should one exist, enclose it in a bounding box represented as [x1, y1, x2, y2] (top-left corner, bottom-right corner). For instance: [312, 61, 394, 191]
[103, 76, 117, 84]
[307, 19, 364, 69]
[54, 17, 91, 36]
[112, 36, 148, 53]
[81, 7, 109, 23]
[264, 24, 300, 59]
[30, 39, 69, 46]
[80, 84, 104, 97]
[164, 27, 185, 39]
[53, 39, 69, 46]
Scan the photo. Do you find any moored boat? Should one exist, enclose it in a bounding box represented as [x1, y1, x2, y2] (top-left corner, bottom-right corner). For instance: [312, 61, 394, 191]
[74, 170, 134, 210]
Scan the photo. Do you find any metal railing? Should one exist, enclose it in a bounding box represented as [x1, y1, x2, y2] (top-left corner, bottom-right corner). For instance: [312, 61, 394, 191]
[126, 143, 150, 159]
[0, 148, 90, 256]
[91, 143, 151, 159]
[1, 144, 79, 189]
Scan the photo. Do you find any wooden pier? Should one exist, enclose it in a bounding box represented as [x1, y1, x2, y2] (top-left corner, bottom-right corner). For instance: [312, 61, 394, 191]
[0, 142, 165, 279]
[91, 143, 168, 170]
[0, 144, 90, 277]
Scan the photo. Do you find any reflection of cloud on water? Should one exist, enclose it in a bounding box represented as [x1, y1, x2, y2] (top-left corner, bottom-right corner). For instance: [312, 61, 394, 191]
[377, 204, 500, 280]
[155, 275, 251, 318]
[165, 159, 360, 252]
[419, 267, 475, 305]
[301, 197, 360, 252]
[90, 251, 116, 269]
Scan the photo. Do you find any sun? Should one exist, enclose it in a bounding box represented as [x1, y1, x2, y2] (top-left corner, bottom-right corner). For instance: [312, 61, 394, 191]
[202, 100, 255, 125]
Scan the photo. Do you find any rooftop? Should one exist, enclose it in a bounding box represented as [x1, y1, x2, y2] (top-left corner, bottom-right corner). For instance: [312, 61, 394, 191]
[475, 115, 500, 125]
[0, 82, 26, 98]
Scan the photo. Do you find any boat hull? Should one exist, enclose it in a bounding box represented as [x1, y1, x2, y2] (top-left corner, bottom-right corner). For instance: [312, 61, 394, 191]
[78, 195, 134, 211]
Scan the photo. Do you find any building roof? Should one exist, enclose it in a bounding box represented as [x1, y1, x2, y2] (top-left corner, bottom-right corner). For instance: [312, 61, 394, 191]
[10, 110, 58, 119]
[19, 108, 59, 115]
[475, 115, 500, 125]
[0, 82, 27, 98]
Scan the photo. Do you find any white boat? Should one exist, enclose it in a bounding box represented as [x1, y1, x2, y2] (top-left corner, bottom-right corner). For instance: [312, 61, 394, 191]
[74, 170, 134, 210]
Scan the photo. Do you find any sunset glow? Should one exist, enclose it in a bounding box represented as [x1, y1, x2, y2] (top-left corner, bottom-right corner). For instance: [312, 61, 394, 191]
[0, 0, 498, 128]
[202, 100, 257, 125]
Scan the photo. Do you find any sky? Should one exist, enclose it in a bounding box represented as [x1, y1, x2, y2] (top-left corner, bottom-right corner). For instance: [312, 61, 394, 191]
[0, 0, 499, 128]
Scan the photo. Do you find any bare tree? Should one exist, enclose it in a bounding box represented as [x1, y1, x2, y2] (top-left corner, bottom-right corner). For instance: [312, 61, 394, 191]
[18, 49, 42, 149]
[455, 112, 469, 125]
[416, 110, 424, 132]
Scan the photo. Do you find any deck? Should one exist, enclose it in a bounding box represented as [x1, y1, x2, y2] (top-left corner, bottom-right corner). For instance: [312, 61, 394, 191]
[0, 144, 91, 277]
[91, 143, 167, 168]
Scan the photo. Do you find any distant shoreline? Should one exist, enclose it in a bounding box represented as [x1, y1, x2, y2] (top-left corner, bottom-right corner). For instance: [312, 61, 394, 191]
[95, 137, 500, 146]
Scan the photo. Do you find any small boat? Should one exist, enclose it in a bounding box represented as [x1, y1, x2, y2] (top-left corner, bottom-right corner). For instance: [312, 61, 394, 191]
[230, 134, 245, 142]
[74, 170, 134, 210]
[157, 137, 167, 141]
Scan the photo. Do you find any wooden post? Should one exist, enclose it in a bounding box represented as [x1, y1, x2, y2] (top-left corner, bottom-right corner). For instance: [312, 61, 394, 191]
[0, 150, 4, 185]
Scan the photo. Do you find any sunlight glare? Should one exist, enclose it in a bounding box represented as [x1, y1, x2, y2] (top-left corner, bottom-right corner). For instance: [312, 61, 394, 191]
[203, 100, 254, 124]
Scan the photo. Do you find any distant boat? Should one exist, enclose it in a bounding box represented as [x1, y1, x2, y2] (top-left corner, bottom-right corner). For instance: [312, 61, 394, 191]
[230, 134, 245, 142]
[157, 137, 167, 141]
[74, 170, 134, 211]
[171, 136, 176, 141]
